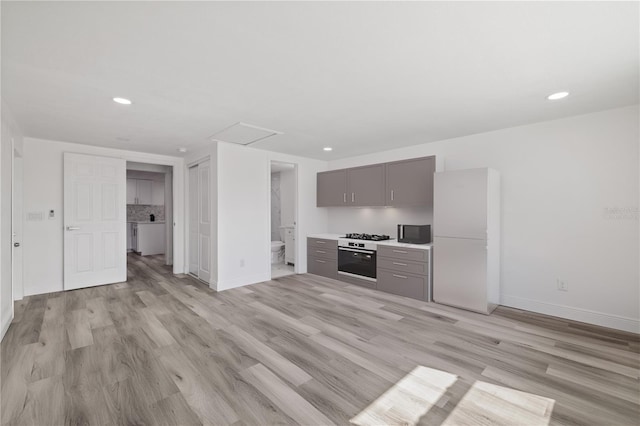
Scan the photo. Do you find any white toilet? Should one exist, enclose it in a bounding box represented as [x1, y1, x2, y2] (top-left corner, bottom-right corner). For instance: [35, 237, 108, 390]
[271, 240, 285, 264]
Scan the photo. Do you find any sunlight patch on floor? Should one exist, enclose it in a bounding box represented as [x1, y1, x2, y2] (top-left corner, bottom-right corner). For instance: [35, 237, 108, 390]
[350, 366, 555, 426]
[442, 381, 555, 426]
[350, 366, 457, 426]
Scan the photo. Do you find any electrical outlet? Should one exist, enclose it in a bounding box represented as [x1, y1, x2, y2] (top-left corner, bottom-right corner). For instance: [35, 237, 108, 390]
[239, 259, 245, 267]
[557, 279, 568, 291]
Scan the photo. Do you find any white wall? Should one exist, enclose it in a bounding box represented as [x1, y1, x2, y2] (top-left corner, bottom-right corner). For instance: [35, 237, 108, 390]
[328, 207, 432, 238]
[328, 105, 639, 332]
[1, 102, 24, 340]
[214, 142, 328, 290]
[22, 137, 185, 296]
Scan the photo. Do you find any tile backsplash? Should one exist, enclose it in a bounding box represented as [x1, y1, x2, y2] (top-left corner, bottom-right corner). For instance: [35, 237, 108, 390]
[127, 204, 165, 222]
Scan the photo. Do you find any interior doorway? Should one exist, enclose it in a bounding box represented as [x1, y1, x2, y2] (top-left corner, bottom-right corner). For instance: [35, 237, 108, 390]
[187, 159, 211, 283]
[270, 161, 297, 279]
[126, 162, 174, 266]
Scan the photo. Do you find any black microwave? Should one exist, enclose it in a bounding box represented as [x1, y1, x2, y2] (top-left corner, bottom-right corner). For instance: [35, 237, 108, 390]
[397, 224, 431, 244]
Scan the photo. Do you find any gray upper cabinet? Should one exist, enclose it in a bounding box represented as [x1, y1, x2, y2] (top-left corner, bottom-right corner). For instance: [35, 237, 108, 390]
[317, 169, 347, 207]
[347, 164, 385, 206]
[385, 156, 436, 207]
[316, 155, 435, 208]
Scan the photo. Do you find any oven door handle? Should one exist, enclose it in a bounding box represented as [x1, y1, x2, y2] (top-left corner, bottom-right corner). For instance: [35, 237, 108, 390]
[339, 247, 375, 255]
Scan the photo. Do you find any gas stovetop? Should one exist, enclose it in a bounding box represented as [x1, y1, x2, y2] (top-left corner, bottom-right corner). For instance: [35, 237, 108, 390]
[343, 233, 391, 241]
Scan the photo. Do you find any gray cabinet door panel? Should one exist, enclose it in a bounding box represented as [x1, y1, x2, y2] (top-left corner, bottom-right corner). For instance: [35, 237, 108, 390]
[377, 269, 427, 300]
[307, 256, 338, 279]
[377, 245, 429, 262]
[317, 170, 347, 207]
[386, 156, 435, 207]
[377, 257, 429, 276]
[347, 165, 385, 206]
[306, 244, 337, 260]
[307, 238, 338, 250]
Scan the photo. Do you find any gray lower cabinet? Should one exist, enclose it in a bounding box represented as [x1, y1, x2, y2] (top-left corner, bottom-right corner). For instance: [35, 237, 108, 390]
[386, 156, 436, 207]
[307, 238, 338, 279]
[317, 170, 347, 207]
[308, 257, 338, 280]
[377, 270, 428, 300]
[346, 164, 385, 207]
[377, 245, 432, 301]
[377, 245, 430, 263]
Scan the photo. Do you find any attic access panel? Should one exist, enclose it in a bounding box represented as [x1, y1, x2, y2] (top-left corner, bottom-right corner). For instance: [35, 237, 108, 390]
[209, 122, 283, 146]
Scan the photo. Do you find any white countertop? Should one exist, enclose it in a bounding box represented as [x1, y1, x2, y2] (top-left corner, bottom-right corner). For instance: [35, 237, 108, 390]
[307, 233, 432, 250]
[128, 221, 165, 224]
[376, 240, 432, 250]
[307, 233, 343, 240]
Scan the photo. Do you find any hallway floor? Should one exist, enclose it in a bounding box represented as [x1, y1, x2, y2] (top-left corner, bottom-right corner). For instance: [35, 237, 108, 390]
[271, 262, 295, 279]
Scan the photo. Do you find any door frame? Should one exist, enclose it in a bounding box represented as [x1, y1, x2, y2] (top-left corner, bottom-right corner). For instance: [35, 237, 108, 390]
[11, 137, 23, 303]
[267, 160, 299, 276]
[116, 154, 184, 275]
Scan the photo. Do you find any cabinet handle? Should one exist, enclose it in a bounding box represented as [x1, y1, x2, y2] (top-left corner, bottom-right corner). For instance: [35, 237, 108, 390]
[316, 241, 325, 244]
[392, 262, 407, 266]
[343, 193, 346, 203]
[351, 193, 355, 203]
[393, 274, 408, 279]
[316, 250, 326, 254]
[316, 259, 326, 263]
[391, 190, 394, 201]
[393, 250, 408, 254]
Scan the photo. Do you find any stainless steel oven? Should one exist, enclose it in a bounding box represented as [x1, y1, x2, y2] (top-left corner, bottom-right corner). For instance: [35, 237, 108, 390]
[338, 240, 377, 281]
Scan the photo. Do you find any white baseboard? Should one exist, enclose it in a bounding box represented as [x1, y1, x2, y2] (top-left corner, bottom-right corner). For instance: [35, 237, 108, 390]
[215, 273, 271, 292]
[501, 294, 640, 334]
[1, 309, 13, 342]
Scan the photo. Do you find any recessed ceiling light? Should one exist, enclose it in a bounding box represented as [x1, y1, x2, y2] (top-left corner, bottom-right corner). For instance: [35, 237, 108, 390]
[547, 91, 569, 100]
[113, 97, 132, 105]
[323, 147, 333, 151]
[177, 147, 187, 153]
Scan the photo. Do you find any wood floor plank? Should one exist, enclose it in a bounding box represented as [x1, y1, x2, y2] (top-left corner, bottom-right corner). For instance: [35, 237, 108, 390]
[1, 254, 638, 426]
[86, 297, 114, 329]
[66, 308, 94, 350]
[223, 324, 313, 387]
[239, 363, 335, 426]
[149, 392, 203, 426]
[158, 344, 240, 425]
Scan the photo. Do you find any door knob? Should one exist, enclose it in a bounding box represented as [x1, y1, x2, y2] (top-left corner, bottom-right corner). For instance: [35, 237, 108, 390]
[13, 242, 20, 247]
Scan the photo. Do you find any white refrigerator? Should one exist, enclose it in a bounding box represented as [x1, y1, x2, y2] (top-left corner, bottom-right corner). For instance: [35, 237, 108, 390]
[433, 168, 500, 314]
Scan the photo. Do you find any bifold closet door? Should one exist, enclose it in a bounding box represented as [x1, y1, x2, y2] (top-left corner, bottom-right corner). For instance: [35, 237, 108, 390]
[188, 160, 211, 282]
[197, 161, 211, 282]
[188, 165, 199, 275]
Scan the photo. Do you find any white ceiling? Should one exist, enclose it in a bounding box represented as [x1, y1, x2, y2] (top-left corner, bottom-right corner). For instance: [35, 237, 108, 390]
[2, 1, 638, 160]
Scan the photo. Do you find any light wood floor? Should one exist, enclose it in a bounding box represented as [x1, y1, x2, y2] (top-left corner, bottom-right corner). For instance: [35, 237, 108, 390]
[1, 254, 638, 425]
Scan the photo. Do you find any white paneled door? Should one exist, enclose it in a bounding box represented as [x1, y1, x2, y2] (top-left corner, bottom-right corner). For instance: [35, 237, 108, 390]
[188, 165, 199, 275]
[187, 160, 211, 282]
[198, 161, 211, 282]
[64, 153, 126, 290]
